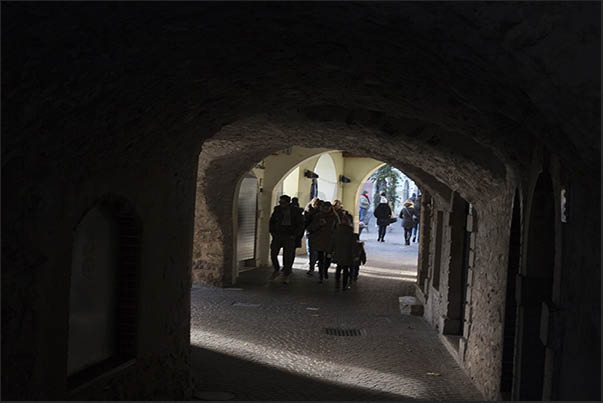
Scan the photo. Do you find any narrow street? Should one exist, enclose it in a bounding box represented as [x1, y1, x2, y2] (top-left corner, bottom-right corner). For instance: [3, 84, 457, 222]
[190, 225, 483, 400]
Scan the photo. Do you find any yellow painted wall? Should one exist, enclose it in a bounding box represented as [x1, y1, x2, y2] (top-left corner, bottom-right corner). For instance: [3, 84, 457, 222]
[328, 151, 345, 202]
[341, 158, 384, 232]
[255, 147, 332, 267]
[282, 166, 299, 198]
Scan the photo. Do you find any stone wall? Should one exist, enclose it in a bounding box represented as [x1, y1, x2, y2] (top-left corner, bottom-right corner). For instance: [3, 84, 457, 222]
[3, 3, 599, 400]
[463, 187, 514, 399]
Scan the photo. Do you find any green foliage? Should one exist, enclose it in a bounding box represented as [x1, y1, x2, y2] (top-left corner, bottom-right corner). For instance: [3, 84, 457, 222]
[369, 165, 402, 210]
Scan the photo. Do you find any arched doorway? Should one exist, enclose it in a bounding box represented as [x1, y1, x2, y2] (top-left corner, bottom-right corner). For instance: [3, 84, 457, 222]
[235, 173, 259, 275]
[500, 189, 521, 399]
[515, 173, 555, 400]
[67, 198, 140, 389]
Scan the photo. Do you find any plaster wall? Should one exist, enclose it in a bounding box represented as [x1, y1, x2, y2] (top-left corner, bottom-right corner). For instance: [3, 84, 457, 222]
[258, 149, 326, 267]
[340, 158, 384, 232]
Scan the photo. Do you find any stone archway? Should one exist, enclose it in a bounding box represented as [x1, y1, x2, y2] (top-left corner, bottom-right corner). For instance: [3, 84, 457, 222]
[191, 111, 508, 287]
[350, 162, 386, 233]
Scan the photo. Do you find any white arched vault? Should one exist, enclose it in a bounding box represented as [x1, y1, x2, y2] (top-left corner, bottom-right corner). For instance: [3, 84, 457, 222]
[349, 162, 386, 232]
[314, 153, 338, 202]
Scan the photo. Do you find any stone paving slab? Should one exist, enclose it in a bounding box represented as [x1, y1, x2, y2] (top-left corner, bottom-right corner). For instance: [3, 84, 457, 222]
[191, 245, 483, 401]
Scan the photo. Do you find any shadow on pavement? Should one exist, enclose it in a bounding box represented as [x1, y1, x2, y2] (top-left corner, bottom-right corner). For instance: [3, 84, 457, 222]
[191, 345, 417, 401]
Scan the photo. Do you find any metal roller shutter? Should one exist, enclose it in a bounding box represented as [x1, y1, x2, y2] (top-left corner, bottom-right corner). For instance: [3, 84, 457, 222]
[237, 177, 258, 261]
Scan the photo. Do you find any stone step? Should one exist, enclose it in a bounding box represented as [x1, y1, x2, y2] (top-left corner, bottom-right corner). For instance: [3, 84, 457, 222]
[399, 296, 424, 316]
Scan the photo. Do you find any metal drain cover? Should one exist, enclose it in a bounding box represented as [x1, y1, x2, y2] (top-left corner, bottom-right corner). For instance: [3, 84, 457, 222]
[324, 327, 365, 336]
[194, 391, 235, 401]
[232, 302, 261, 307]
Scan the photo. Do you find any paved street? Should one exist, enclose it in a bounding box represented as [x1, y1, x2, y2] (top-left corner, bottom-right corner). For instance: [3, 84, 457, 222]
[190, 225, 483, 401]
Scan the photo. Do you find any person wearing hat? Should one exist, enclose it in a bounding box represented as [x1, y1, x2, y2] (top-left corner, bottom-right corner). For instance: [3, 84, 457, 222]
[399, 200, 416, 246]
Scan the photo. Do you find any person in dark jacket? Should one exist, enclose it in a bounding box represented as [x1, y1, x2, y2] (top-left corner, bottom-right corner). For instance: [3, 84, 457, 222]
[333, 212, 355, 291]
[373, 193, 392, 242]
[399, 200, 416, 246]
[269, 195, 304, 283]
[291, 197, 304, 247]
[309, 201, 338, 283]
[351, 233, 366, 282]
[303, 198, 320, 275]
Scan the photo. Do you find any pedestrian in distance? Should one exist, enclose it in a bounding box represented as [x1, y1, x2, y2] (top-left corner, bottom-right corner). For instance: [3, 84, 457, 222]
[412, 194, 421, 242]
[399, 200, 416, 246]
[373, 192, 392, 242]
[358, 190, 370, 224]
[269, 194, 304, 284]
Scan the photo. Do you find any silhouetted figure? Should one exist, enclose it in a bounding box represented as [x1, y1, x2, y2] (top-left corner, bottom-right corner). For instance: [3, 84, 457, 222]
[333, 212, 355, 291]
[269, 195, 304, 283]
[399, 200, 415, 246]
[332, 199, 345, 222]
[373, 192, 392, 242]
[291, 197, 304, 247]
[309, 201, 338, 283]
[351, 233, 367, 282]
[304, 198, 320, 275]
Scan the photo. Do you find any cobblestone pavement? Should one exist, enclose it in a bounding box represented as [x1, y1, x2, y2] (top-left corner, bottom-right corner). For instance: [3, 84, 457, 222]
[190, 225, 483, 401]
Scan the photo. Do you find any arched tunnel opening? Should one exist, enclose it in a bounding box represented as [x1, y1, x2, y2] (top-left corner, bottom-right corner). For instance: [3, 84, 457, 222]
[2, 3, 599, 402]
[187, 117, 496, 400]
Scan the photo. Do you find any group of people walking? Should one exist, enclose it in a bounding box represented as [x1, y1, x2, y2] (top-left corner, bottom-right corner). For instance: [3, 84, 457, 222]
[269, 195, 366, 290]
[365, 191, 422, 245]
[268, 191, 420, 287]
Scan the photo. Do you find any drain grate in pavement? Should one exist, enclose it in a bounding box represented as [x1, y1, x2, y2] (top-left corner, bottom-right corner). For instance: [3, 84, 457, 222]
[193, 391, 235, 401]
[324, 327, 365, 336]
[232, 302, 261, 307]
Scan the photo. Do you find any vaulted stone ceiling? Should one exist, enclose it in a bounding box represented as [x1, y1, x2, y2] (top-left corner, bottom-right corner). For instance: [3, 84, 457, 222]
[3, 3, 600, 189]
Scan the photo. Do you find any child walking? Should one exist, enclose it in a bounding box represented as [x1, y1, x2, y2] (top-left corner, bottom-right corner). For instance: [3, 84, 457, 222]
[351, 233, 367, 282]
